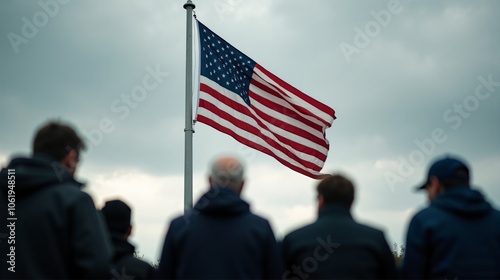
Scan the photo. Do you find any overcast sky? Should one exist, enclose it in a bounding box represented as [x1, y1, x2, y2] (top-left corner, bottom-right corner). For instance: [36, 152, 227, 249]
[1, 0, 500, 263]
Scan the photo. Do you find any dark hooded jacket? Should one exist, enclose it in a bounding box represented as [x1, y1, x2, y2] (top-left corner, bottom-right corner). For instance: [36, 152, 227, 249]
[110, 233, 155, 279]
[402, 186, 500, 279]
[0, 155, 113, 279]
[156, 187, 282, 279]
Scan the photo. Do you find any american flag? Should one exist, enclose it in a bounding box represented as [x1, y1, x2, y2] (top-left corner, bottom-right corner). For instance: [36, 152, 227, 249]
[195, 20, 336, 179]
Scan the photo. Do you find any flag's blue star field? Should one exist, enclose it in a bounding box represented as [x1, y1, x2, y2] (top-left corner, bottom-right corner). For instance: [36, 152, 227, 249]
[198, 21, 256, 106]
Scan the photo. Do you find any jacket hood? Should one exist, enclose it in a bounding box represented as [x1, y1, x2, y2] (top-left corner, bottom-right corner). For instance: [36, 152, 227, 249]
[0, 155, 83, 197]
[432, 186, 493, 218]
[193, 187, 249, 216]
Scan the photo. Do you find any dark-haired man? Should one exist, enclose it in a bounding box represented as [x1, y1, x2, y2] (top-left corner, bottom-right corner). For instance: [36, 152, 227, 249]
[402, 156, 500, 279]
[0, 121, 112, 279]
[282, 174, 396, 279]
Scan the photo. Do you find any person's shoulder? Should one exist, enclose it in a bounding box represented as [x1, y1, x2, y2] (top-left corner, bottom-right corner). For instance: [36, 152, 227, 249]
[235, 212, 273, 234]
[129, 255, 155, 270]
[246, 211, 271, 223]
[410, 205, 438, 221]
[60, 182, 85, 193]
[349, 220, 388, 239]
[166, 211, 200, 232]
[115, 255, 155, 278]
[405, 205, 444, 232]
[63, 182, 94, 200]
[168, 213, 188, 227]
[42, 180, 92, 206]
[283, 221, 318, 242]
[489, 207, 500, 219]
[355, 220, 383, 232]
[42, 176, 83, 193]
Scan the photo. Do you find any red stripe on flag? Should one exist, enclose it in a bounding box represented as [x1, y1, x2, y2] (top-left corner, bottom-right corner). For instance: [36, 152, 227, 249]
[196, 114, 324, 179]
[198, 85, 326, 170]
[251, 77, 326, 132]
[249, 90, 328, 147]
[255, 64, 336, 124]
[199, 83, 327, 156]
[196, 20, 335, 179]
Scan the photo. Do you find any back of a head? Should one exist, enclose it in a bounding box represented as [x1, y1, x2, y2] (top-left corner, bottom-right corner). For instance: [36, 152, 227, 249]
[441, 167, 470, 189]
[33, 121, 86, 161]
[416, 156, 471, 192]
[101, 199, 132, 234]
[209, 155, 245, 192]
[317, 174, 355, 209]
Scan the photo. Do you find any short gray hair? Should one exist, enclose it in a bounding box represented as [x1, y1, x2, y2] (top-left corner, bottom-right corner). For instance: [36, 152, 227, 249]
[209, 156, 245, 190]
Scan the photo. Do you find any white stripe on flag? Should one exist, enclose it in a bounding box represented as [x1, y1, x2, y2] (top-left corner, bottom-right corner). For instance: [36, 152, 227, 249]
[199, 77, 327, 168]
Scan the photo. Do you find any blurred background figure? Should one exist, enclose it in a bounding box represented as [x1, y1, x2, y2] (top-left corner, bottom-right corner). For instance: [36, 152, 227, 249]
[282, 174, 396, 279]
[0, 121, 112, 279]
[101, 199, 155, 279]
[402, 155, 500, 279]
[156, 155, 282, 279]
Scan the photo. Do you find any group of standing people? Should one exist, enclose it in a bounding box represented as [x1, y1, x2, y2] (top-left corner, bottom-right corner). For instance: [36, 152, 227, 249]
[0, 121, 154, 279]
[1, 120, 500, 279]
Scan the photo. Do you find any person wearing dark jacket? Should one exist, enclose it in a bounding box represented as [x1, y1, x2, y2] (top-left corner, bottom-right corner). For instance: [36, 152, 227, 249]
[282, 174, 397, 280]
[0, 121, 113, 279]
[402, 156, 500, 279]
[156, 155, 282, 279]
[101, 199, 155, 279]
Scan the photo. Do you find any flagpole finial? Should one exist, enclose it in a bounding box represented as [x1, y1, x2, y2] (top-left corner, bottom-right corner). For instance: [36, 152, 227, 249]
[183, 0, 195, 10]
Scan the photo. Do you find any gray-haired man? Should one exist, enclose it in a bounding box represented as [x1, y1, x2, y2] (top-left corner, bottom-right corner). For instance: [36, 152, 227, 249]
[156, 155, 282, 279]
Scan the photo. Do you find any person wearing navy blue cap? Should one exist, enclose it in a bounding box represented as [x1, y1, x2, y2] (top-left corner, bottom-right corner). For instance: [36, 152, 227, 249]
[401, 155, 500, 279]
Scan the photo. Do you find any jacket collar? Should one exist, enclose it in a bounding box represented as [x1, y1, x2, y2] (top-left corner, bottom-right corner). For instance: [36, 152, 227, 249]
[318, 204, 352, 220]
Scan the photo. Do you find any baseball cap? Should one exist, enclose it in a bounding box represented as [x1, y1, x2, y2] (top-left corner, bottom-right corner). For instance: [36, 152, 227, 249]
[416, 156, 470, 191]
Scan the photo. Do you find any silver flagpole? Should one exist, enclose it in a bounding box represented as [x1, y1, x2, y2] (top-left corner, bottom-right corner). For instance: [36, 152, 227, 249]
[183, 0, 195, 212]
